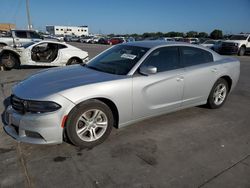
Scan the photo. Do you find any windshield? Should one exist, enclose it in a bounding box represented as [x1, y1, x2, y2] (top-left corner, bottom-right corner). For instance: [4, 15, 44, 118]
[86, 45, 149, 75]
[229, 35, 247, 40]
[22, 42, 35, 48]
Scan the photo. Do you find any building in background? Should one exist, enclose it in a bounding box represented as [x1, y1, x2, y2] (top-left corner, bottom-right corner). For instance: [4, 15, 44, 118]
[46, 25, 89, 36]
[0, 23, 16, 32]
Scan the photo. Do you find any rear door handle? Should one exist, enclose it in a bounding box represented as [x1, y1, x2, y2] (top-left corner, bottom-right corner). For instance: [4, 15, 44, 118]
[211, 68, 218, 73]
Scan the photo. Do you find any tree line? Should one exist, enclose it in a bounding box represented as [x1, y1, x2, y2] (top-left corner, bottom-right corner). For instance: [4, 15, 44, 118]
[108, 29, 225, 39]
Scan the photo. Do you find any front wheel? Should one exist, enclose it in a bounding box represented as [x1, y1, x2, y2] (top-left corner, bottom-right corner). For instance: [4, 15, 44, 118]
[238, 46, 245, 56]
[65, 100, 114, 148]
[207, 78, 229, 109]
[67, 58, 82, 65]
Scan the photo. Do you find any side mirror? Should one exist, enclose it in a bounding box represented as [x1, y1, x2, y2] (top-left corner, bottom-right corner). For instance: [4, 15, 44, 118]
[139, 66, 157, 76]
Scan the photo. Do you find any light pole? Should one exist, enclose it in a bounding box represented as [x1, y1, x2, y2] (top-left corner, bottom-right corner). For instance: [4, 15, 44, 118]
[26, 0, 32, 30]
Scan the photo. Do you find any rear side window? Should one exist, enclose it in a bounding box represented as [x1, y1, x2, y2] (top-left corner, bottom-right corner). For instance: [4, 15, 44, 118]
[15, 31, 27, 38]
[180, 46, 213, 67]
[142, 47, 180, 72]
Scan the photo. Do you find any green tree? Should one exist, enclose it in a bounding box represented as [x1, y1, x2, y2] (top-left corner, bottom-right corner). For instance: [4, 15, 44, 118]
[186, 31, 198, 38]
[210, 29, 223, 39]
[198, 32, 208, 38]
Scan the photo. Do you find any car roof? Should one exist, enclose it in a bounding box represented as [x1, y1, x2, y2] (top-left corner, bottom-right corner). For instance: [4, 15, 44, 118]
[121, 40, 222, 61]
[123, 40, 197, 49]
[124, 40, 179, 48]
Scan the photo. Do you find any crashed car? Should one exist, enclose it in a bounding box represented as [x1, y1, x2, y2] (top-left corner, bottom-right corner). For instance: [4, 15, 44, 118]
[0, 41, 89, 70]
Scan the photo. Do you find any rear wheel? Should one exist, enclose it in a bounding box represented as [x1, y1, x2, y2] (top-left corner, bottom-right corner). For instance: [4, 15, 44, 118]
[67, 58, 82, 65]
[238, 46, 246, 56]
[65, 100, 114, 148]
[207, 78, 229, 109]
[1, 53, 20, 70]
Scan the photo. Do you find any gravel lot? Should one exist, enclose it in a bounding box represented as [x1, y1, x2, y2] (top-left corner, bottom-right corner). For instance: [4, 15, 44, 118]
[0, 43, 249, 188]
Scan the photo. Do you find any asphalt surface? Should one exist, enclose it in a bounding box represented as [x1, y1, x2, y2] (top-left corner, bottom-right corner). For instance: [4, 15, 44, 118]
[0, 43, 249, 188]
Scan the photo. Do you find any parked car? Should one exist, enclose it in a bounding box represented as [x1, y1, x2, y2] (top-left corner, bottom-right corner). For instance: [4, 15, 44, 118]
[126, 37, 135, 42]
[219, 34, 250, 56]
[64, 35, 80, 42]
[97, 38, 111, 45]
[109, 37, 125, 45]
[80, 36, 94, 43]
[3, 41, 240, 147]
[0, 30, 43, 48]
[0, 41, 89, 70]
[201, 40, 223, 52]
[183, 38, 199, 44]
[160, 37, 175, 41]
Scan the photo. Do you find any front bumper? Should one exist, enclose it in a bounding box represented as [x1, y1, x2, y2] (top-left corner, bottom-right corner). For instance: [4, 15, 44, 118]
[219, 46, 239, 54]
[3, 105, 67, 144]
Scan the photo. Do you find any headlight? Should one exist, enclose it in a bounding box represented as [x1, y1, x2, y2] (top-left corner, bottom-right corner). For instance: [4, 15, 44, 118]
[234, 43, 239, 46]
[11, 95, 61, 114]
[25, 101, 61, 113]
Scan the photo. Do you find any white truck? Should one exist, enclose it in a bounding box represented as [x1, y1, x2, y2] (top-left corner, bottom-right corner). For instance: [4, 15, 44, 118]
[220, 34, 250, 56]
[0, 30, 43, 48]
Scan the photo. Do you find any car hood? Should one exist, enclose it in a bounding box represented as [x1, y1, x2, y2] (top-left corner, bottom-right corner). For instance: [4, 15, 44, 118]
[13, 65, 124, 100]
[224, 40, 244, 44]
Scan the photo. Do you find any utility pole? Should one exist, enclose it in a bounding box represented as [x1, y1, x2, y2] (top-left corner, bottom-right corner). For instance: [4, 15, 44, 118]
[26, 0, 32, 30]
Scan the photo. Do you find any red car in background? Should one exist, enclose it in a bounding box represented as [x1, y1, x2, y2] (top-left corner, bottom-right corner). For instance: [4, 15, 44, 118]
[97, 37, 126, 45]
[108, 37, 125, 45]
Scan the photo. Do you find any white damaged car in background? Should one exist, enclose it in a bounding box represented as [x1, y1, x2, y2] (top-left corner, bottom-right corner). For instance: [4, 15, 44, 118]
[0, 41, 89, 70]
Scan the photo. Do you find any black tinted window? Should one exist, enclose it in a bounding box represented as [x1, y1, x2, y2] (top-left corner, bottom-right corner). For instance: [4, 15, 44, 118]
[86, 45, 149, 75]
[58, 44, 67, 49]
[181, 47, 213, 67]
[142, 47, 179, 72]
[29, 32, 41, 39]
[15, 31, 27, 38]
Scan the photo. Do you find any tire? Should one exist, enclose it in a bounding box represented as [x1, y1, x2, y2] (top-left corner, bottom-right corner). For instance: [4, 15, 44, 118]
[1, 53, 19, 70]
[65, 99, 114, 148]
[67, 58, 82, 65]
[207, 78, 229, 109]
[238, 46, 246, 56]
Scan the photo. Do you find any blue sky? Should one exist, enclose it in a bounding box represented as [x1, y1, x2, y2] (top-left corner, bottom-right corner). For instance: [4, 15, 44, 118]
[0, 0, 250, 34]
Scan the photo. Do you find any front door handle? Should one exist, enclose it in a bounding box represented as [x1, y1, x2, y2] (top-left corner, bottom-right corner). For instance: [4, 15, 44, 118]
[211, 68, 218, 73]
[176, 76, 184, 82]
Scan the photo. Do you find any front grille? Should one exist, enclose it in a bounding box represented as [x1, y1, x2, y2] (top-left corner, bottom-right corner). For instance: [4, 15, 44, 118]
[222, 42, 236, 47]
[11, 95, 25, 114]
[12, 124, 19, 134]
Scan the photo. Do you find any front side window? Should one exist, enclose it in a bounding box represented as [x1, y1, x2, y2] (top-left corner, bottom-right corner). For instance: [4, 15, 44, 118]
[86, 45, 149, 75]
[15, 31, 27, 38]
[140, 47, 180, 72]
[29, 32, 41, 39]
[180, 46, 213, 67]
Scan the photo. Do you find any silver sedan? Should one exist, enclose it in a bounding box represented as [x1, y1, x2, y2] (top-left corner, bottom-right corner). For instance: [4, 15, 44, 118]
[3, 41, 240, 147]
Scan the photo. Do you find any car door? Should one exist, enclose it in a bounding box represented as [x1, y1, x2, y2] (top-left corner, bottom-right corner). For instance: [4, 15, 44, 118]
[247, 36, 250, 52]
[14, 31, 31, 46]
[132, 46, 184, 120]
[180, 46, 219, 107]
[29, 42, 60, 65]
